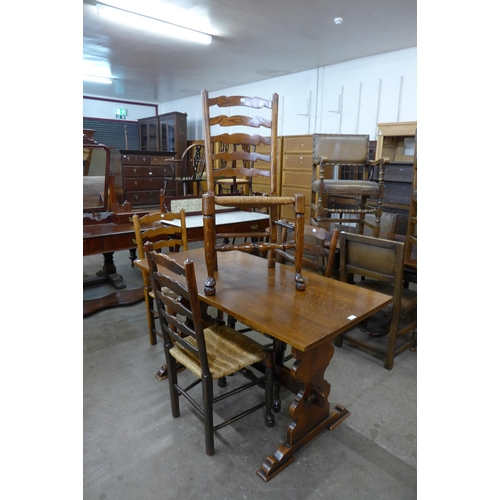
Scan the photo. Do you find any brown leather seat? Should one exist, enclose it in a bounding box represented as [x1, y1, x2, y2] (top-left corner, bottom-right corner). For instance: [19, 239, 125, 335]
[310, 134, 387, 236]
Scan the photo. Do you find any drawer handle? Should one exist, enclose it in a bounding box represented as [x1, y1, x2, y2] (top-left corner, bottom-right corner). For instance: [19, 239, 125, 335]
[142, 157, 147, 163]
[126, 156, 131, 161]
[135, 195, 139, 201]
[133, 168, 137, 174]
[134, 181, 138, 186]
[251, 224, 258, 230]
[132, 238, 137, 245]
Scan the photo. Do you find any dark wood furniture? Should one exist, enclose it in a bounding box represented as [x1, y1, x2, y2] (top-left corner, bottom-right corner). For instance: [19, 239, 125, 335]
[84, 208, 272, 316]
[138, 111, 187, 154]
[276, 221, 340, 278]
[374, 121, 417, 235]
[201, 89, 306, 296]
[165, 143, 206, 196]
[133, 210, 189, 346]
[405, 130, 417, 270]
[83, 210, 148, 317]
[335, 232, 417, 370]
[134, 248, 392, 481]
[310, 134, 387, 236]
[146, 245, 275, 456]
[119, 151, 179, 206]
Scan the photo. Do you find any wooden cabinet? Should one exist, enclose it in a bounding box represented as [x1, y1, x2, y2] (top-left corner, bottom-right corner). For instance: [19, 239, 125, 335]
[138, 116, 159, 151]
[138, 112, 187, 158]
[158, 112, 187, 156]
[375, 121, 417, 235]
[120, 151, 178, 207]
[280, 136, 313, 221]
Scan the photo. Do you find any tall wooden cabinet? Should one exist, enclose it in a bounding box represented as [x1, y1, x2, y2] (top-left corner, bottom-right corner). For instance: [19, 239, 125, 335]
[280, 136, 313, 221]
[137, 111, 187, 158]
[375, 121, 417, 235]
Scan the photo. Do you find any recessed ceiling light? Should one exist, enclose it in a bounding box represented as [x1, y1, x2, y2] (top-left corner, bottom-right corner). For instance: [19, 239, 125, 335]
[83, 75, 113, 84]
[334, 17, 343, 25]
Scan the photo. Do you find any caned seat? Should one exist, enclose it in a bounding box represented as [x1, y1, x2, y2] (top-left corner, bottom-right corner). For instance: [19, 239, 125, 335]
[201, 89, 306, 296]
[145, 243, 275, 456]
[133, 210, 188, 346]
[310, 134, 387, 236]
[335, 232, 417, 370]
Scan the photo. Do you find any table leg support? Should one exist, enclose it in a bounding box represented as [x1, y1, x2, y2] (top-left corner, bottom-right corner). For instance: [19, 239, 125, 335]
[256, 342, 350, 482]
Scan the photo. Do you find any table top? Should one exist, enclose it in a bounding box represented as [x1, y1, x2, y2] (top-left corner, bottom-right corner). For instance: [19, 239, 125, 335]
[135, 247, 391, 352]
[161, 211, 269, 229]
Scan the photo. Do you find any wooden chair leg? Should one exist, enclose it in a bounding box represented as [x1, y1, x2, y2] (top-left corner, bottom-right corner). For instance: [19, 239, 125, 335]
[384, 317, 399, 371]
[202, 374, 215, 456]
[165, 348, 180, 417]
[202, 194, 217, 296]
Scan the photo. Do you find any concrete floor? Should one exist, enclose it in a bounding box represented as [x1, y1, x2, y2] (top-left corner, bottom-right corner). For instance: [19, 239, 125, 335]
[83, 248, 417, 499]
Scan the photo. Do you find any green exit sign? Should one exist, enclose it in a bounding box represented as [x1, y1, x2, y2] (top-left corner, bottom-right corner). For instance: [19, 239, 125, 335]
[115, 108, 127, 119]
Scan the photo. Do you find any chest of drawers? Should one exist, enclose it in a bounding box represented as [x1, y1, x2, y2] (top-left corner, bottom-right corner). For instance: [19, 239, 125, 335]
[120, 151, 178, 207]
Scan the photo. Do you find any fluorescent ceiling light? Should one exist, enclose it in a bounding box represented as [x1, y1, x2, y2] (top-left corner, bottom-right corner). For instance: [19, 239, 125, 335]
[95, 2, 212, 45]
[84, 75, 113, 84]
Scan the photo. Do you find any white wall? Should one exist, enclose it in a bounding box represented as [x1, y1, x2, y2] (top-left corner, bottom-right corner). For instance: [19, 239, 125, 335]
[157, 47, 416, 141]
[83, 47, 416, 140]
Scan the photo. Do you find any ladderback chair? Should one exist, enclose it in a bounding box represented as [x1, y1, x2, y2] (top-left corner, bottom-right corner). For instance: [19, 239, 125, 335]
[133, 210, 188, 346]
[145, 243, 275, 456]
[310, 134, 387, 236]
[201, 89, 306, 296]
[336, 232, 417, 370]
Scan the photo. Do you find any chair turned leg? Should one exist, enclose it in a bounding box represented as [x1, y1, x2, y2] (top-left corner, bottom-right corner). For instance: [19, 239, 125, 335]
[202, 193, 217, 296]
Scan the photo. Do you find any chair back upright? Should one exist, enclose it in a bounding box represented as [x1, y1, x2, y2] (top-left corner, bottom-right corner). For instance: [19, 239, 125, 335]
[202, 92, 278, 196]
[146, 245, 210, 374]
